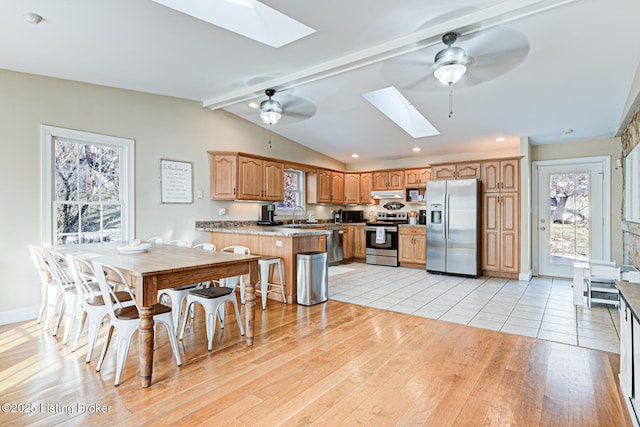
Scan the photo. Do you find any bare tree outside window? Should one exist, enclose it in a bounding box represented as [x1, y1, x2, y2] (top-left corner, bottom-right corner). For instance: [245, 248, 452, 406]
[549, 172, 589, 264]
[277, 170, 304, 210]
[54, 138, 122, 244]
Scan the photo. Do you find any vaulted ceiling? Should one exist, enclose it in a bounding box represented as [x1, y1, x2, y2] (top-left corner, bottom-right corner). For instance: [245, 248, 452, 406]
[3, 0, 639, 163]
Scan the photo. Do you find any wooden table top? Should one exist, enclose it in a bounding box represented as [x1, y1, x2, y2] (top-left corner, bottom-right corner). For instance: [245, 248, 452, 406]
[55, 242, 260, 278]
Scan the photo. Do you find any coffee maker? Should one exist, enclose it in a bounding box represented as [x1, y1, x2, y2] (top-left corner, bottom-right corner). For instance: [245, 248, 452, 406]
[258, 203, 282, 225]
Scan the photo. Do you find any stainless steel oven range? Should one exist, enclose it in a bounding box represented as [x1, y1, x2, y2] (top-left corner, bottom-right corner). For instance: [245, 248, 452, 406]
[365, 212, 408, 267]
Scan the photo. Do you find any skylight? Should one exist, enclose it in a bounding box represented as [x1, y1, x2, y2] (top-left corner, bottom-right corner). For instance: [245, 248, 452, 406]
[362, 87, 439, 138]
[152, 0, 315, 48]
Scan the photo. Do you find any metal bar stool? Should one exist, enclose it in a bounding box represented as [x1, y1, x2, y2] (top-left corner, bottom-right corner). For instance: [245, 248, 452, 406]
[257, 256, 286, 309]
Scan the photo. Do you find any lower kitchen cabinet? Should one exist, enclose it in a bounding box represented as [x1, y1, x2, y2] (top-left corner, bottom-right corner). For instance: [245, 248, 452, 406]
[398, 227, 426, 267]
[354, 225, 366, 259]
[343, 225, 354, 260]
[618, 290, 640, 426]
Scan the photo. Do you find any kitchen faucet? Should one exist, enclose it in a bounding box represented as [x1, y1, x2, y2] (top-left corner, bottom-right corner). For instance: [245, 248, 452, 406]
[291, 205, 304, 224]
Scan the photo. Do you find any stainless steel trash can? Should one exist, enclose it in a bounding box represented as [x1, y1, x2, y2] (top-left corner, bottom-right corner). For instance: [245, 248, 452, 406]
[296, 251, 329, 306]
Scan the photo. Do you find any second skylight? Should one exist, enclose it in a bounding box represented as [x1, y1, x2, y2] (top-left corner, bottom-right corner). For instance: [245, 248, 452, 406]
[362, 87, 439, 138]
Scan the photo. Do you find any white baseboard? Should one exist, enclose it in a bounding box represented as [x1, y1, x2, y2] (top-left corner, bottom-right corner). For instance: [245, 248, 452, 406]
[0, 306, 39, 325]
[519, 270, 533, 282]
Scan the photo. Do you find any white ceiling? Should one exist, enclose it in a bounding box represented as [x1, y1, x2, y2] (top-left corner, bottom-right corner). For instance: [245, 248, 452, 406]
[3, 0, 640, 164]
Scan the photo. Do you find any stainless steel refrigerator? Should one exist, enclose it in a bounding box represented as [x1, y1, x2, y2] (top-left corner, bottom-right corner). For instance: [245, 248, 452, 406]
[426, 179, 481, 277]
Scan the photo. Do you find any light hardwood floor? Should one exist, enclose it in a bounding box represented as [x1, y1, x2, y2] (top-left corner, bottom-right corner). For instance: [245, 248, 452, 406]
[1, 300, 632, 426]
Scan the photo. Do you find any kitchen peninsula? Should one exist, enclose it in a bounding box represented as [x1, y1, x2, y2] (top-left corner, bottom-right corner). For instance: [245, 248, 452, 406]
[195, 222, 329, 305]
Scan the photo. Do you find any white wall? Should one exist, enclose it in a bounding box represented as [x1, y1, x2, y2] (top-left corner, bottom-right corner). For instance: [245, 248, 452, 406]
[0, 69, 343, 323]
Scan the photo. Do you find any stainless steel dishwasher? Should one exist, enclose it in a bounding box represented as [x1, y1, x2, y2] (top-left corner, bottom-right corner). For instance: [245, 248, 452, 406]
[325, 225, 344, 266]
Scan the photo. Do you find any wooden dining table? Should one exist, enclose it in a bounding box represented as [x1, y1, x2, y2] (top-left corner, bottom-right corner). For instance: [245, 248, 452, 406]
[56, 242, 260, 387]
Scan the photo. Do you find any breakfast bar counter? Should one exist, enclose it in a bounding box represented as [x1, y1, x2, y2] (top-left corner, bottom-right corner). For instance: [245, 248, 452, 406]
[196, 222, 329, 305]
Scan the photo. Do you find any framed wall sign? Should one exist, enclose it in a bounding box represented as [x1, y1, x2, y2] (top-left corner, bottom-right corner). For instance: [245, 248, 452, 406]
[160, 159, 193, 203]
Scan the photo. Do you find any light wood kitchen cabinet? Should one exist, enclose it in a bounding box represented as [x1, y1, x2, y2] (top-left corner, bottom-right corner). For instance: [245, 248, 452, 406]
[483, 192, 519, 274]
[210, 154, 237, 200]
[431, 162, 481, 181]
[237, 156, 284, 201]
[209, 152, 284, 201]
[482, 159, 519, 193]
[354, 225, 366, 259]
[332, 171, 344, 204]
[359, 173, 376, 204]
[398, 227, 426, 266]
[372, 170, 404, 190]
[344, 173, 360, 204]
[404, 168, 431, 187]
[343, 225, 354, 259]
[344, 172, 377, 205]
[308, 169, 344, 204]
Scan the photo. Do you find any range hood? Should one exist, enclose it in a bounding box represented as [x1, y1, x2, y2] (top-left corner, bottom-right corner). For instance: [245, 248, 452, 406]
[371, 190, 404, 199]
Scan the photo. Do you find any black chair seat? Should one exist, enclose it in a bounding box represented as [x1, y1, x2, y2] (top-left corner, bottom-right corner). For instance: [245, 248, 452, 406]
[190, 287, 233, 299]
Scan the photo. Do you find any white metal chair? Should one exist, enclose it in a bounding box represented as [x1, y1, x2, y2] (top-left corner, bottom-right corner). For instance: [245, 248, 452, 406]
[93, 261, 182, 386]
[66, 254, 134, 363]
[178, 245, 247, 351]
[46, 249, 89, 343]
[157, 243, 217, 331]
[27, 245, 62, 330]
[220, 246, 251, 304]
[257, 256, 286, 309]
[588, 261, 620, 307]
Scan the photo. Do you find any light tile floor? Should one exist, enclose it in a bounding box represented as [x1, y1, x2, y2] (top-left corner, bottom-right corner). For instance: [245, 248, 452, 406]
[328, 263, 621, 354]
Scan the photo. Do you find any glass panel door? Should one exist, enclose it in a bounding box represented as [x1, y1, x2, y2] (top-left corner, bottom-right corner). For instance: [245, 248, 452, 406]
[537, 161, 605, 278]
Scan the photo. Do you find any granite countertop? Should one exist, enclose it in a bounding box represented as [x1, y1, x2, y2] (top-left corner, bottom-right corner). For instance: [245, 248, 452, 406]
[617, 282, 640, 319]
[196, 225, 330, 237]
[398, 224, 426, 228]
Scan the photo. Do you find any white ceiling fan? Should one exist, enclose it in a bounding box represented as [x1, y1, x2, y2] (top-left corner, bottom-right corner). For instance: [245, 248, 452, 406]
[254, 88, 317, 126]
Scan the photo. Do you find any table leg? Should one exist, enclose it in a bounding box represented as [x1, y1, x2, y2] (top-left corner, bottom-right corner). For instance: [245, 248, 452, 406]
[139, 307, 155, 387]
[244, 280, 255, 346]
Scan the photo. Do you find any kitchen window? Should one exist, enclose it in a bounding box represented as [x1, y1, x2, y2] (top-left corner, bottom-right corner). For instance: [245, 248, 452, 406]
[41, 126, 134, 245]
[277, 169, 305, 211]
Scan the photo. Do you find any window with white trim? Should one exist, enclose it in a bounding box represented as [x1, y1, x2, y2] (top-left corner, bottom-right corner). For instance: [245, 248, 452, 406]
[42, 126, 134, 245]
[277, 169, 305, 211]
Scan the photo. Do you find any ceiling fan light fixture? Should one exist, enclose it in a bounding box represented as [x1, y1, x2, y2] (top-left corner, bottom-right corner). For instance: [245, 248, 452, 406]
[434, 63, 467, 86]
[260, 109, 282, 125]
[259, 90, 282, 125]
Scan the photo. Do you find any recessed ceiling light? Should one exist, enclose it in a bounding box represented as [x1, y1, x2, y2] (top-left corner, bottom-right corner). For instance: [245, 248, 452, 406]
[151, 0, 315, 48]
[362, 86, 439, 138]
[22, 12, 43, 24]
[351, 154, 359, 158]
[562, 128, 574, 134]
[496, 137, 506, 142]
[248, 102, 259, 109]
[412, 147, 421, 152]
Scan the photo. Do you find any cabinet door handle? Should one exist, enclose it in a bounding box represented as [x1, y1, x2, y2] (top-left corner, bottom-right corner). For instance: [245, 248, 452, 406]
[233, 188, 236, 196]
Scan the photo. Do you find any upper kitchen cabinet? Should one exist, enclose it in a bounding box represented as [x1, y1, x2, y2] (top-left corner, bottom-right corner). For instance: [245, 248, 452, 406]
[344, 173, 360, 204]
[344, 172, 377, 205]
[481, 159, 520, 193]
[372, 170, 404, 190]
[307, 169, 344, 204]
[210, 153, 237, 200]
[431, 162, 481, 181]
[359, 173, 376, 204]
[404, 168, 431, 187]
[209, 152, 284, 201]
